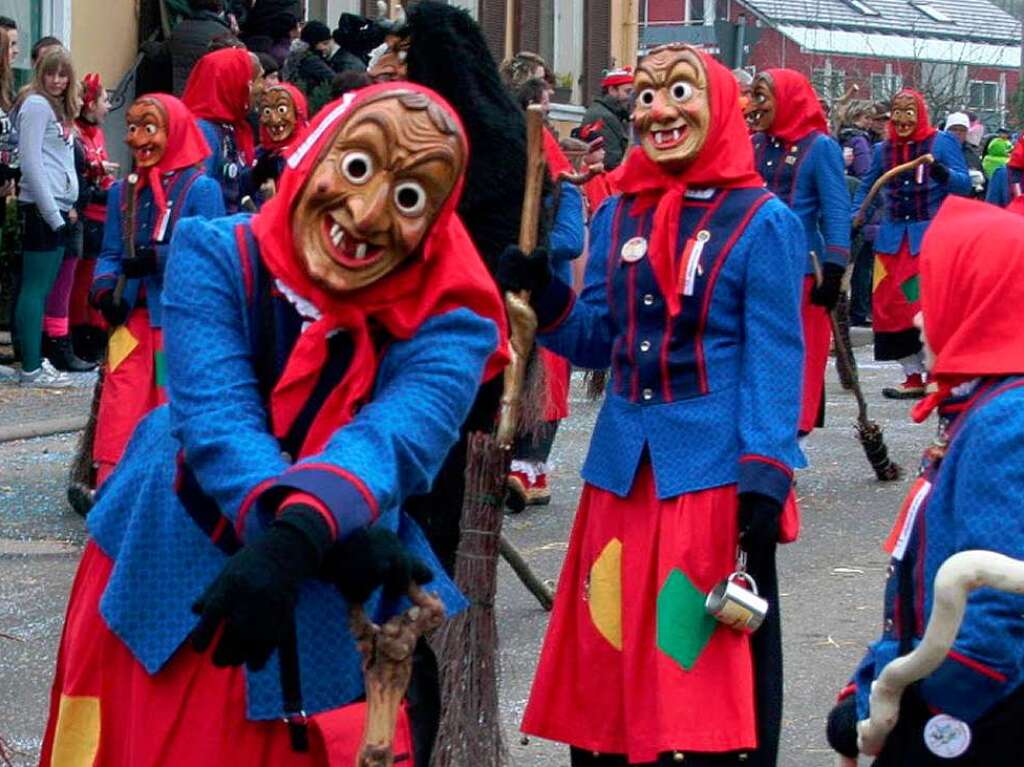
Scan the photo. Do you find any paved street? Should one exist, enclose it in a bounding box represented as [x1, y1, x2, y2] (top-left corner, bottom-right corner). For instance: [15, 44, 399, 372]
[0, 347, 929, 766]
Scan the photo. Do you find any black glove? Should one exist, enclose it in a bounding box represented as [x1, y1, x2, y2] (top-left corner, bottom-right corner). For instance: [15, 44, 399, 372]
[929, 162, 950, 183]
[738, 492, 782, 555]
[53, 222, 70, 240]
[811, 262, 845, 311]
[826, 695, 860, 758]
[190, 505, 333, 670]
[251, 151, 280, 188]
[496, 245, 551, 294]
[121, 246, 158, 279]
[320, 527, 434, 605]
[96, 291, 130, 327]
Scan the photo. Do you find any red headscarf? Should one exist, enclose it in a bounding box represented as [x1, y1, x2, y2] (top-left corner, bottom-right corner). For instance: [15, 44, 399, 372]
[888, 89, 936, 144]
[912, 197, 1024, 422]
[760, 68, 829, 144]
[616, 47, 764, 316]
[1007, 133, 1024, 171]
[128, 94, 212, 233]
[250, 83, 509, 457]
[258, 83, 309, 153]
[182, 48, 256, 161]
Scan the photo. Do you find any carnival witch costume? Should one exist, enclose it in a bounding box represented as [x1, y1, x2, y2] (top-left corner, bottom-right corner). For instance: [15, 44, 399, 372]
[828, 197, 1024, 765]
[984, 132, 1024, 209]
[247, 82, 309, 199]
[38, 83, 507, 767]
[508, 45, 806, 767]
[749, 69, 850, 435]
[90, 94, 224, 486]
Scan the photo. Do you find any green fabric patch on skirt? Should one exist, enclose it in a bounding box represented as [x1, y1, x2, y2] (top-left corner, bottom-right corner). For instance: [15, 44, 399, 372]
[656, 568, 718, 671]
[154, 349, 167, 388]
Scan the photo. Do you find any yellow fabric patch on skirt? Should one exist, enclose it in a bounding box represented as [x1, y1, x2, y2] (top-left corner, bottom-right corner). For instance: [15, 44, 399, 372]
[872, 255, 888, 293]
[587, 537, 623, 650]
[107, 325, 139, 373]
[50, 694, 100, 767]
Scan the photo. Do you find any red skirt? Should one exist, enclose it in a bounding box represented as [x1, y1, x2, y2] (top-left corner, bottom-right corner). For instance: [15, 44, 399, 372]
[69, 258, 106, 331]
[799, 277, 831, 434]
[522, 465, 798, 761]
[39, 543, 413, 767]
[93, 309, 167, 486]
[872, 237, 920, 335]
[542, 347, 571, 422]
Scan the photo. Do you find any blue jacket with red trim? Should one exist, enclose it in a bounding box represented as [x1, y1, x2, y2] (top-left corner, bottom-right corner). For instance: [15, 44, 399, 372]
[198, 118, 248, 214]
[86, 214, 498, 720]
[853, 377, 1024, 724]
[91, 169, 223, 328]
[985, 164, 1024, 208]
[531, 187, 806, 504]
[752, 130, 851, 275]
[852, 131, 971, 256]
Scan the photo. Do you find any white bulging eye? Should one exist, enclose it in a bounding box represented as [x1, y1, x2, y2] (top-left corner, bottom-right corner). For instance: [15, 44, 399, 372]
[277, 105, 289, 115]
[670, 81, 694, 103]
[638, 89, 656, 107]
[341, 151, 373, 184]
[262, 108, 272, 118]
[145, 124, 158, 135]
[393, 181, 426, 216]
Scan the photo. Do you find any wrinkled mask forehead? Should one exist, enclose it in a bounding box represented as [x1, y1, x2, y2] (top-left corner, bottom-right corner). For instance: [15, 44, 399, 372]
[891, 94, 919, 136]
[291, 91, 465, 293]
[125, 97, 169, 168]
[632, 45, 711, 169]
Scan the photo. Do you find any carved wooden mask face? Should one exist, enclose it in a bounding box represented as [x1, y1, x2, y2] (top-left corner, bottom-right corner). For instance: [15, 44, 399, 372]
[368, 34, 410, 83]
[891, 94, 918, 139]
[747, 76, 776, 133]
[632, 47, 710, 169]
[292, 92, 464, 293]
[260, 86, 298, 145]
[125, 98, 168, 168]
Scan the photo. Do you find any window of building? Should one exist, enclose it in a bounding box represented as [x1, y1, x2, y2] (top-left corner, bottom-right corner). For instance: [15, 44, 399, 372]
[968, 80, 999, 111]
[909, 2, 954, 23]
[840, 0, 881, 16]
[645, 0, 703, 23]
[811, 68, 846, 101]
[871, 73, 904, 100]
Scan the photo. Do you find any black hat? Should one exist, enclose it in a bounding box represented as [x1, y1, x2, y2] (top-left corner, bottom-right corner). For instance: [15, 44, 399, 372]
[300, 20, 332, 46]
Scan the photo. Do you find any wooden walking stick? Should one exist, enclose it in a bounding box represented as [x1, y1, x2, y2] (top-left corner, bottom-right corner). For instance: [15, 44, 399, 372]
[854, 154, 933, 226]
[811, 252, 902, 482]
[430, 104, 549, 767]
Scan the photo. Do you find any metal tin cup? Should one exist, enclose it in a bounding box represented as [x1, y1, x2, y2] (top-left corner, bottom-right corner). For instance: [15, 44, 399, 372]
[705, 571, 769, 634]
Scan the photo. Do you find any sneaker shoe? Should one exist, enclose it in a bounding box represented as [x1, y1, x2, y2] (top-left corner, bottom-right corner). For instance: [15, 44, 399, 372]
[506, 471, 530, 514]
[526, 472, 552, 506]
[882, 373, 926, 400]
[19, 359, 73, 388]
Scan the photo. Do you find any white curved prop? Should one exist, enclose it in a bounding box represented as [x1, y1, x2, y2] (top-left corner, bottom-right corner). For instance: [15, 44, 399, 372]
[857, 550, 1024, 756]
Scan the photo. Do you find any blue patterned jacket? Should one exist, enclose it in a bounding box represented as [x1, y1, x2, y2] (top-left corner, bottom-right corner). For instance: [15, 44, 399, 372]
[853, 377, 1024, 723]
[985, 164, 1024, 208]
[852, 131, 971, 255]
[532, 187, 806, 504]
[91, 169, 224, 328]
[87, 215, 499, 720]
[198, 119, 247, 213]
[752, 130, 851, 275]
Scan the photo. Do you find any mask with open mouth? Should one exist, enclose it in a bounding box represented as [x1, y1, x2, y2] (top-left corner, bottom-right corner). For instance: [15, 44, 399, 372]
[890, 93, 919, 140]
[259, 85, 307, 151]
[293, 90, 465, 292]
[747, 75, 776, 133]
[125, 97, 168, 168]
[632, 45, 710, 169]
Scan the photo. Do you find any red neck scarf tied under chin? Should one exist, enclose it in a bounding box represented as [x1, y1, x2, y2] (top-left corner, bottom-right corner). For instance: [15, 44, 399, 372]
[250, 84, 509, 458]
[761, 68, 829, 145]
[615, 49, 764, 317]
[129, 94, 211, 234]
[911, 197, 1024, 422]
[259, 83, 309, 153]
[888, 89, 937, 145]
[182, 48, 256, 161]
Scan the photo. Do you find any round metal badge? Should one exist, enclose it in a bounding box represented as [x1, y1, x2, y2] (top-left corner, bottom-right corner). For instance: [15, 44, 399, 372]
[621, 236, 648, 263]
[923, 714, 971, 759]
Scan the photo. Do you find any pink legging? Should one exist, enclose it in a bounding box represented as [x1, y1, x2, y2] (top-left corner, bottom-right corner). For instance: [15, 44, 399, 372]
[43, 250, 78, 338]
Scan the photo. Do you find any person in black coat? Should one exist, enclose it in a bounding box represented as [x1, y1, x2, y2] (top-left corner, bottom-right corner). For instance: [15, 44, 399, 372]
[141, 0, 233, 96]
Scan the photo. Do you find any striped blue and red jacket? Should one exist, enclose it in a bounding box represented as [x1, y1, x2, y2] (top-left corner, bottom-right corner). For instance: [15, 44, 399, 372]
[852, 130, 971, 255]
[532, 186, 806, 505]
[752, 130, 851, 275]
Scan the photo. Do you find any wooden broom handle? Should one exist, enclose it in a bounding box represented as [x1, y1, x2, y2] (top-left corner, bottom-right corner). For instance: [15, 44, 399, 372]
[854, 154, 933, 226]
[518, 105, 547, 252]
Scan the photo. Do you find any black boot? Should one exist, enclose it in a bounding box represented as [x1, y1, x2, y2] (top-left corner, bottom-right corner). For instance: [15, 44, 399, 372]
[46, 334, 97, 372]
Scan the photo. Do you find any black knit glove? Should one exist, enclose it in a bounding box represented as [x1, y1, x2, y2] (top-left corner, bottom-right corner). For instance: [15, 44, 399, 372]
[190, 505, 333, 670]
[251, 151, 280, 188]
[320, 527, 434, 605]
[496, 245, 551, 294]
[811, 262, 845, 310]
[826, 695, 860, 758]
[96, 291, 130, 327]
[738, 492, 782, 555]
[929, 162, 950, 183]
[121, 246, 158, 278]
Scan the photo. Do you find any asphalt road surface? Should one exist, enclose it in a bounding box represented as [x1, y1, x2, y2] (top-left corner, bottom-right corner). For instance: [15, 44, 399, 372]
[0, 347, 930, 766]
